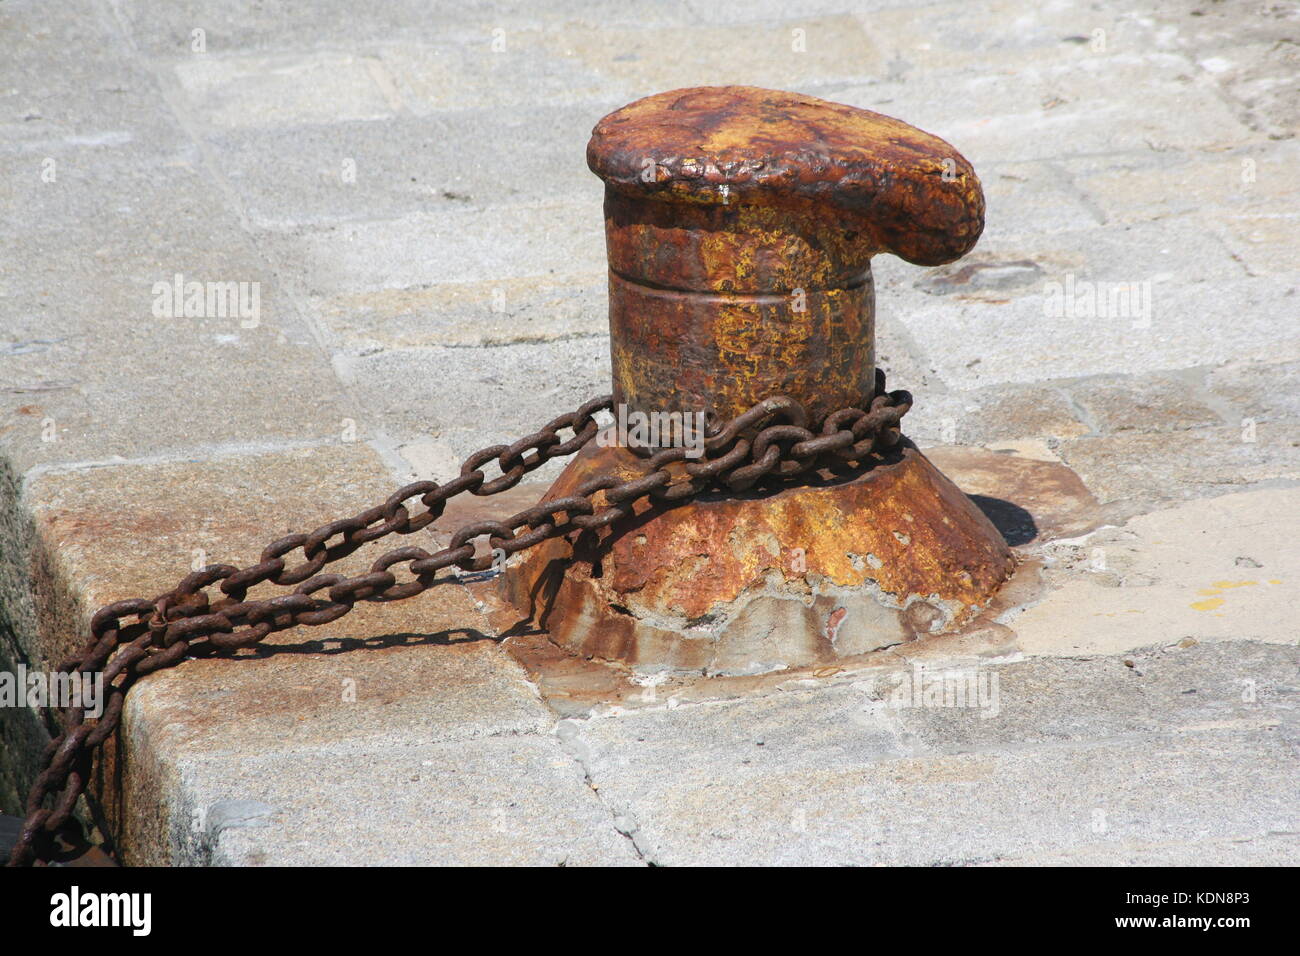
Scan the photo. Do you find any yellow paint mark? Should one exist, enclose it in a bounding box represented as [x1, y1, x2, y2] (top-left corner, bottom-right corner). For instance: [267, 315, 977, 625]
[1191, 597, 1225, 612]
[1197, 579, 1260, 599]
[1269, 579, 1282, 585]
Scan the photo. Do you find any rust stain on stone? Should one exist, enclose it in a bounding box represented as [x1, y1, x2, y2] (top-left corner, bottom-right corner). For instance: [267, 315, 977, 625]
[825, 606, 848, 642]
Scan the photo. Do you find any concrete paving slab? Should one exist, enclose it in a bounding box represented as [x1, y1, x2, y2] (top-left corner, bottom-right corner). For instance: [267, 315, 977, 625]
[7, 444, 437, 666]
[975, 161, 1103, 240]
[339, 337, 612, 480]
[126, 636, 548, 760]
[172, 51, 401, 130]
[0, 442, 456, 818]
[877, 640, 1300, 751]
[203, 105, 610, 229]
[524, 15, 886, 96]
[979, 834, 1300, 866]
[1215, 213, 1300, 277]
[881, 216, 1251, 317]
[263, 203, 606, 294]
[565, 643, 1298, 866]
[851, 0, 1173, 77]
[904, 383, 1088, 447]
[1063, 373, 1228, 434]
[1073, 143, 1300, 227]
[375, 40, 618, 114]
[688, 0, 929, 23]
[891, 276, 1300, 391]
[1055, 422, 1300, 505]
[113, 0, 700, 58]
[873, 315, 943, 396]
[1208, 360, 1300, 423]
[0, 3, 178, 151]
[0, 440, 587, 863]
[832, 53, 1268, 170]
[1135, 0, 1300, 53]
[309, 273, 608, 352]
[0, 164, 355, 471]
[1180, 39, 1300, 141]
[1014, 486, 1300, 655]
[125, 736, 643, 866]
[0, 142, 209, 240]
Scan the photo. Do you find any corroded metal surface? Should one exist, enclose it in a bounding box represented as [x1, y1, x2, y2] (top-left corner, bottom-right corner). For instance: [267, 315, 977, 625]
[590, 85, 983, 425]
[608, 268, 875, 431]
[589, 86, 985, 268]
[501, 85, 1010, 673]
[503, 442, 1014, 675]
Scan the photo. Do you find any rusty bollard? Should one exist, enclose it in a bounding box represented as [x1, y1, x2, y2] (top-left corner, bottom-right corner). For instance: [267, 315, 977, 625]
[502, 86, 1014, 675]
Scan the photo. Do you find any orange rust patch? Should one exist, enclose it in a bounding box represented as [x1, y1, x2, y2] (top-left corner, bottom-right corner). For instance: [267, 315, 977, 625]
[501, 442, 1015, 670]
[589, 86, 983, 267]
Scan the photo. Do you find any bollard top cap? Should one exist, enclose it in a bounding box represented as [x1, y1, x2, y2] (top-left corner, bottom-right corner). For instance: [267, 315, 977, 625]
[588, 86, 984, 266]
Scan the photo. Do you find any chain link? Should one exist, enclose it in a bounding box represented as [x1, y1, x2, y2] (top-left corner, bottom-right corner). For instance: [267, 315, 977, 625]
[7, 374, 911, 866]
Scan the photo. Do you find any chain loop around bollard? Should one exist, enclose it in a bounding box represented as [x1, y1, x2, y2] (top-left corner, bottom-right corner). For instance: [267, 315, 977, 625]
[7, 380, 911, 867]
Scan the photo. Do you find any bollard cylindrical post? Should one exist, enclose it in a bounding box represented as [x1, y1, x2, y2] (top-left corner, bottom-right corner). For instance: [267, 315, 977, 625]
[502, 87, 1012, 676]
[587, 86, 984, 427]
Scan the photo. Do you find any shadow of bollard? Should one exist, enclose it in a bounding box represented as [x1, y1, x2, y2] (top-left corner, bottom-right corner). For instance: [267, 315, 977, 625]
[969, 494, 1039, 546]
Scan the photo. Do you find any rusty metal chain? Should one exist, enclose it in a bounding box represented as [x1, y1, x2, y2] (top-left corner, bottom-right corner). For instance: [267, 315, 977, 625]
[7, 372, 911, 866]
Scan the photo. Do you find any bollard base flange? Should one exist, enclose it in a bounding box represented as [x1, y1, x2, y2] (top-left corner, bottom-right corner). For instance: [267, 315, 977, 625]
[500, 441, 1015, 676]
